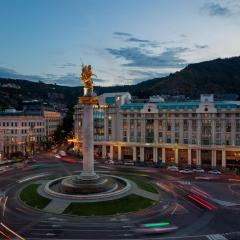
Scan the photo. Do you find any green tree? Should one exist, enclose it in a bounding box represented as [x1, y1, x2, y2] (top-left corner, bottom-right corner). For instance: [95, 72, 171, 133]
[54, 106, 74, 143]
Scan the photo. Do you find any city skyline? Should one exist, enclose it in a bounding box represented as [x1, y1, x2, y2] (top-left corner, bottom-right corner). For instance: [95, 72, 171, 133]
[1, 0, 240, 86]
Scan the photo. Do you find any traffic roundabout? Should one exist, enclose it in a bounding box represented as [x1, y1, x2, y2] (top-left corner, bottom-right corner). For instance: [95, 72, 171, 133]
[17, 172, 165, 216]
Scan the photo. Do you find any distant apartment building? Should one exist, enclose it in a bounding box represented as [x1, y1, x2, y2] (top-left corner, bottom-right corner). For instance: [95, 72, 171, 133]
[23, 100, 62, 140]
[0, 110, 46, 159]
[43, 111, 62, 140]
[73, 93, 240, 170]
[0, 101, 62, 160]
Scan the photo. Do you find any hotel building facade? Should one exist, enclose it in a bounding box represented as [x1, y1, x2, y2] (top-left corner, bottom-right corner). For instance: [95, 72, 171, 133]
[73, 93, 240, 170]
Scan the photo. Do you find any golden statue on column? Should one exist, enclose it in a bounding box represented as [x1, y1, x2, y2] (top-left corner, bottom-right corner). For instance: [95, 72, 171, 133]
[79, 64, 98, 104]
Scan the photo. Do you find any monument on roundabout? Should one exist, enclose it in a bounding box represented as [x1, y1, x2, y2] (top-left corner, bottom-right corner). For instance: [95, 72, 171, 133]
[44, 65, 130, 199]
[61, 64, 117, 194]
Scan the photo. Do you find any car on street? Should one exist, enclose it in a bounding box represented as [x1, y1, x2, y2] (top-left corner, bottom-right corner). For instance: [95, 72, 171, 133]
[208, 169, 222, 175]
[193, 168, 205, 173]
[179, 168, 193, 174]
[59, 151, 67, 157]
[124, 161, 134, 166]
[135, 222, 178, 235]
[167, 165, 179, 171]
[55, 154, 61, 159]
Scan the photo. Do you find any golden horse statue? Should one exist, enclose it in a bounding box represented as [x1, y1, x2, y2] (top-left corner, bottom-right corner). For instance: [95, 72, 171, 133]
[80, 64, 97, 90]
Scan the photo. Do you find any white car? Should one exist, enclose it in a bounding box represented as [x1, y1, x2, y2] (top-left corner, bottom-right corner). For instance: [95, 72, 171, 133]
[55, 154, 61, 159]
[124, 161, 134, 166]
[59, 151, 67, 157]
[208, 169, 221, 175]
[193, 168, 205, 173]
[179, 169, 193, 174]
[108, 160, 114, 165]
[167, 166, 179, 171]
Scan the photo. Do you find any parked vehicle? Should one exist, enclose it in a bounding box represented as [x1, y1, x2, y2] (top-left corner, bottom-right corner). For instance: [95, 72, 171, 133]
[167, 166, 179, 171]
[179, 168, 193, 174]
[208, 169, 221, 175]
[193, 168, 205, 173]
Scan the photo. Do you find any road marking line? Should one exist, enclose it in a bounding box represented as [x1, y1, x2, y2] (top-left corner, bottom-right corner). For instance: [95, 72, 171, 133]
[17, 173, 50, 183]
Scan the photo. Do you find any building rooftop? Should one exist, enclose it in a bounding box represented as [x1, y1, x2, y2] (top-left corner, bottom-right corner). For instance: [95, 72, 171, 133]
[121, 101, 240, 110]
[0, 111, 42, 116]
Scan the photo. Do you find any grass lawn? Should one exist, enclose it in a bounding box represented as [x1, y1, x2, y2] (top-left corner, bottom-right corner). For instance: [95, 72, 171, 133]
[63, 194, 154, 216]
[126, 176, 159, 194]
[20, 184, 51, 209]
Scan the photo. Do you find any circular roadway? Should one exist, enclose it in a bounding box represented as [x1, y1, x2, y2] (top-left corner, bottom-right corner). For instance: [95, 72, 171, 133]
[0, 153, 240, 240]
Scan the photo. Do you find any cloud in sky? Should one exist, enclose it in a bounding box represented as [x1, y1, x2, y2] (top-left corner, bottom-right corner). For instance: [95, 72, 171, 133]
[195, 44, 209, 49]
[128, 69, 168, 84]
[201, 2, 232, 17]
[106, 46, 188, 68]
[0, 66, 81, 86]
[57, 62, 77, 69]
[113, 32, 132, 37]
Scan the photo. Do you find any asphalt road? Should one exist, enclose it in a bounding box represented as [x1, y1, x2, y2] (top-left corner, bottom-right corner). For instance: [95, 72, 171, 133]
[0, 153, 240, 240]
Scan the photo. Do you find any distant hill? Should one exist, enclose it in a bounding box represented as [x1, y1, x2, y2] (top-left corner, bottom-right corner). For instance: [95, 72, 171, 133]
[0, 56, 240, 109]
[0, 78, 130, 109]
[132, 56, 240, 98]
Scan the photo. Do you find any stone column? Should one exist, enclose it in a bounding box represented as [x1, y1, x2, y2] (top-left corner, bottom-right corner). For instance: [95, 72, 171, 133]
[196, 149, 201, 167]
[133, 146, 137, 162]
[153, 147, 158, 163]
[118, 145, 122, 161]
[188, 149, 191, 166]
[109, 145, 113, 160]
[175, 148, 179, 165]
[102, 145, 106, 159]
[162, 148, 166, 164]
[140, 147, 144, 162]
[222, 150, 226, 168]
[212, 150, 216, 168]
[80, 104, 97, 179]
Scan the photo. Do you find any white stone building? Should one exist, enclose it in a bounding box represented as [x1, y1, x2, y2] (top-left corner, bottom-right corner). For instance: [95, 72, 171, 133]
[43, 110, 62, 141]
[0, 108, 62, 160]
[73, 93, 240, 170]
[0, 111, 46, 159]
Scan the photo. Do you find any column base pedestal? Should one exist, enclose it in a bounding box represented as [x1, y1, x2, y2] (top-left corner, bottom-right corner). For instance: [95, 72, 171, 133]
[61, 174, 117, 194]
[78, 171, 99, 180]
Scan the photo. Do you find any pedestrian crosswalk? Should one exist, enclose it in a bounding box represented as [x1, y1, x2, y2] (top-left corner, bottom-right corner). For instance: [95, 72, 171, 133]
[207, 234, 228, 240]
